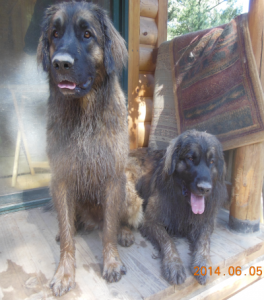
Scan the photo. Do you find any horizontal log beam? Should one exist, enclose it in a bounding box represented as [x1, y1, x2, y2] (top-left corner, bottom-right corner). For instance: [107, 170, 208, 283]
[138, 122, 151, 147]
[140, 16, 158, 46]
[140, 0, 158, 18]
[138, 97, 153, 122]
[139, 45, 157, 72]
[138, 72, 155, 97]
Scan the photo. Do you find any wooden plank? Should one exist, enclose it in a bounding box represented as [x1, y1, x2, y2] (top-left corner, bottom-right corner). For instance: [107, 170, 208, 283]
[41, 209, 144, 299]
[42, 210, 180, 299]
[13, 209, 96, 299]
[76, 234, 142, 300]
[2, 208, 264, 299]
[227, 277, 264, 300]
[78, 230, 145, 300]
[140, 0, 158, 18]
[39, 210, 113, 299]
[181, 258, 264, 300]
[128, 0, 140, 149]
[156, 0, 168, 47]
[210, 232, 245, 267]
[217, 209, 264, 261]
[0, 213, 38, 299]
[164, 256, 264, 300]
[216, 218, 263, 252]
[78, 230, 158, 299]
[140, 17, 158, 46]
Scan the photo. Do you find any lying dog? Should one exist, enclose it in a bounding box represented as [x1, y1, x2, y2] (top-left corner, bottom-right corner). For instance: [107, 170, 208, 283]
[37, 2, 142, 296]
[129, 130, 228, 285]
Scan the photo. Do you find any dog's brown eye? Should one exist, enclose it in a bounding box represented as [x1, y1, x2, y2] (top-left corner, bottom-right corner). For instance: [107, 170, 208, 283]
[53, 30, 59, 38]
[84, 31, 91, 38]
[188, 157, 193, 161]
[210, 159, 214, 164]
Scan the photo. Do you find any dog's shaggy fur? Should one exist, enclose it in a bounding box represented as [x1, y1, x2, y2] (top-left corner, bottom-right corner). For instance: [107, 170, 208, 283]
[37, 1, 142, 296]
[129, 130, 228, 285]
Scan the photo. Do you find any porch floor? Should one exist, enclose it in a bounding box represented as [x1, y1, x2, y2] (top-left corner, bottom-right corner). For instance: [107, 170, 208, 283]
[0, 208, 264, 300]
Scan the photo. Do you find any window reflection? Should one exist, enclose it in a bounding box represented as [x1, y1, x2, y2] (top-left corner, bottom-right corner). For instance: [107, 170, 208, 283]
[0, 0, 111, 198]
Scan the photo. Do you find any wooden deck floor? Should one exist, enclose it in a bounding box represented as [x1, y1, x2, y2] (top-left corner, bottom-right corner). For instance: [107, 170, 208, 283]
[0, 208, 264, 300]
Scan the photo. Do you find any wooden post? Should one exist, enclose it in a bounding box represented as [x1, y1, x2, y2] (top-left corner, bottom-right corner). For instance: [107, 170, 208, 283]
[156, 0, 168, 47]
[128, 0, 140, 149]
[229, 0, 264, 233]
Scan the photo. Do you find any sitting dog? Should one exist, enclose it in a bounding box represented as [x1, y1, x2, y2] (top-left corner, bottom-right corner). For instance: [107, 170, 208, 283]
[129, 130, 228, 285]
[37, 2, 142, 296]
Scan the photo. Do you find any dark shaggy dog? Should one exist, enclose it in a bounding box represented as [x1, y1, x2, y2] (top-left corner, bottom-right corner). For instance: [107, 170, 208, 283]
[37, 1, 142, 296]
[129, 130, 228, 285]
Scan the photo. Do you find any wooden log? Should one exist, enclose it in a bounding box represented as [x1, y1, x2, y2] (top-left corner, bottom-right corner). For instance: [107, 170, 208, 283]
[229, 0, 264, 233]
[139, 45, 157, 72]
[138, 72, 155, 97]
[230, 143, 264, 232]
[138, 97, 153, 122]
[128, 0, 140, 149]
[140, 16, 158, 46]
[138, 122, 151, 147]
[156, 0, 168, 47]
[140, 0, 158, 18]
[248, 0, 264, 88]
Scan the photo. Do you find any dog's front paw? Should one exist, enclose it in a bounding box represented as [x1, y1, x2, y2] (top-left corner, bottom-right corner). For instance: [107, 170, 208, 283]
[118, 226, 135, 247]
[50, 260, 75, 296]
[191, 258, 209, 285]
[103, 257, 127, 283]
[162, 256, 186, 285]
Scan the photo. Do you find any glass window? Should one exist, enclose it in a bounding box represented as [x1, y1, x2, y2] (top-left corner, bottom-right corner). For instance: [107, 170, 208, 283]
[0, 0, 113, 212]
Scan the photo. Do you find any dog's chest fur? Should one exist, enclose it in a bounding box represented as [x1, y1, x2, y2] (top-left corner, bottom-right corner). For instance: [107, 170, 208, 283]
[46, 84, 128, 202]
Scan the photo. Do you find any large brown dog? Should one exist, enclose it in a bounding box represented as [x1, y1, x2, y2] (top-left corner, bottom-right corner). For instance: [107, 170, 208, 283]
[37, 2, 142, 296]
[130, 130, 228, 285]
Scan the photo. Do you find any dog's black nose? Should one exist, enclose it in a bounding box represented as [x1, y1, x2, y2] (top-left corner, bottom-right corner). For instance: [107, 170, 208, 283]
[52, 59, 73, 70]
[197, 182, 212, 195]
[52, 53, 74, 71]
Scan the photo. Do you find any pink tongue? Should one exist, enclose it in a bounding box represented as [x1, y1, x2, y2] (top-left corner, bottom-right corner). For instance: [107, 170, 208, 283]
[191, 193, 205, 214]
[58, 81, 76, 90]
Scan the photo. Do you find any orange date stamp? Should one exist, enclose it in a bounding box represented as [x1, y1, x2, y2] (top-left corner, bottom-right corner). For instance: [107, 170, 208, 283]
[194, 266, 263, 276]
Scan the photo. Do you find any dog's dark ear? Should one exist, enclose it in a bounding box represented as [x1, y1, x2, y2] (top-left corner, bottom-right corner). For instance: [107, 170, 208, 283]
[167, 150, 178, 176]
[37, 5, 58, 72]
[37, 34, 50, 72]
[164, 137, 180, 176]
[95, 7, 128, 75]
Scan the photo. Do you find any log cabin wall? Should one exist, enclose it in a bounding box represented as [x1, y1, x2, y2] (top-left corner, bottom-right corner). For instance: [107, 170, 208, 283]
[128, 0, 168, 149]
